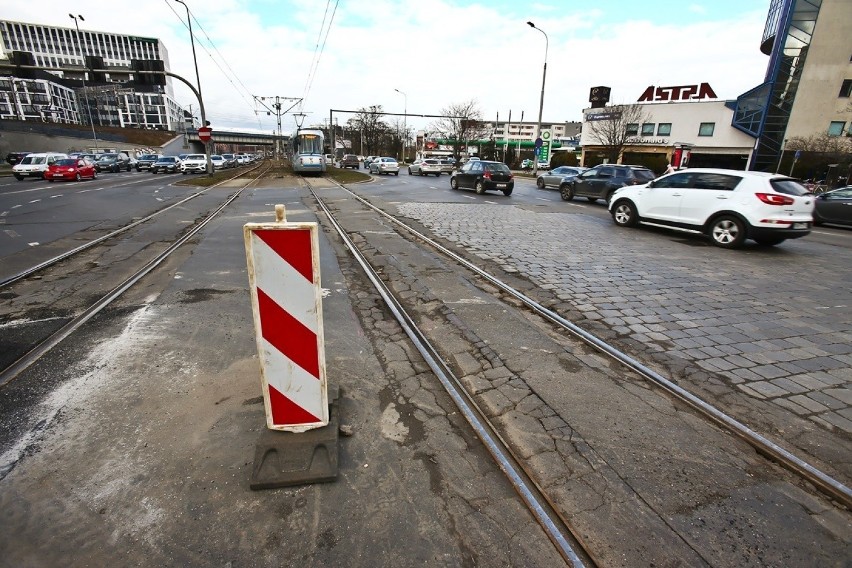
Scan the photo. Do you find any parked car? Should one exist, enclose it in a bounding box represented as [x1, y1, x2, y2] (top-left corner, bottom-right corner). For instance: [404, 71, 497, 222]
[536, 166, 587, 189]
[136, 153, 163, 171]
[150, 156, 182, 174]
[368, 157, 400, 175]
[180, 154, 207, 174]
[210, 155, 226, 170]
[95, 152, 132, 172]
[13, 152, 68, 180]
[340, 154, 360, 169]
[562, 164, 655, 204]
[608, 168, 814, 248]
[812, 186, 852, 227]
[44, 158, 97, 182]
[6, 151, 32, 166]
[408, 158, 442, 176]
[450, 160, 514, 196]
[221, 153, 237, 168]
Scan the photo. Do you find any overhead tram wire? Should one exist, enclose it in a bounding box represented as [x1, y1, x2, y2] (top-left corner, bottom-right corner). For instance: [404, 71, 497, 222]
[301, 0, 339, 108]
[163, 0, 260, 126]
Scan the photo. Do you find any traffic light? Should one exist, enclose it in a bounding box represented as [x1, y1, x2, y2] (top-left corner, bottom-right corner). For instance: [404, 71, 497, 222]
[131, 59, 166, 86]
[85, 55, 106, 84]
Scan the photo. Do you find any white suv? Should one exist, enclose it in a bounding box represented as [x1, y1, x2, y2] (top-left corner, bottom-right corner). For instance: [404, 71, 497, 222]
[180, 154, 207, 174]
[608, 169, 814, 248]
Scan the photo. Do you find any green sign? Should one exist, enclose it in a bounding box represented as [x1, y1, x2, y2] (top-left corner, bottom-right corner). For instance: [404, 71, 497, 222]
[540, 129, 552, 162]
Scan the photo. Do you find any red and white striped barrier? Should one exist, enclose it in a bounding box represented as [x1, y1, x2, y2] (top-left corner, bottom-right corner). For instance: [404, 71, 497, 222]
[244, 206, 328, 432]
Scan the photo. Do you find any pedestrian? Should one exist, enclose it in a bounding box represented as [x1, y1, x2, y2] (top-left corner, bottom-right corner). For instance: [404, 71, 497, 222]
[665, 163, 675, 174]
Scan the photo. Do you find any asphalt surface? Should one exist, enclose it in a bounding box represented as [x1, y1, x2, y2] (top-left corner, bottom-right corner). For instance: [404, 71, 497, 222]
[0, 168, 849, 566]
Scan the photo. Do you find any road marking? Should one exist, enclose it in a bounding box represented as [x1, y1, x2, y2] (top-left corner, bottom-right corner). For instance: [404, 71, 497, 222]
[50, 195, 62, 198]
[535, 197, 550, 201]
[4, 229, 20, 238]
[29, 199, 41, 204]
[28, 242, 39, 246]
[11, 205, 21, 209]
[77, 189, 91, 193]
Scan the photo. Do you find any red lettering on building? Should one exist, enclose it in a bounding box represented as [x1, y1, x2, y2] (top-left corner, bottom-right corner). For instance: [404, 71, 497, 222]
[637, 83, 718, 102]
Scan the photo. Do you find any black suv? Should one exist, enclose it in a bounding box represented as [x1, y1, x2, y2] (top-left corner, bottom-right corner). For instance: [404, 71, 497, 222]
[136, 154, 163, 171]
[561, 164, 655, 204]
[340, 154, 360, 169]
[95, 152, 132, 172]
[6, 152, 31, 166]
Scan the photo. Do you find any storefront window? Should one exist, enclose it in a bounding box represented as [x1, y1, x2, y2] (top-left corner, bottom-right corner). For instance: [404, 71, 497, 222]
[657, 123, 671, 136]
[698, 122, 715, 136]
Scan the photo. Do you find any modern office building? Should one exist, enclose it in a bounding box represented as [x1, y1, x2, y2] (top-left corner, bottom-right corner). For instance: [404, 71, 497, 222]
[734, 0, 852, 171]
[0, 19, 184, 130]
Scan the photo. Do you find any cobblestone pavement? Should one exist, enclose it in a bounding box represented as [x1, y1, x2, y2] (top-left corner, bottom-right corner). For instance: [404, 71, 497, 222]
[396, 203, 852, 443]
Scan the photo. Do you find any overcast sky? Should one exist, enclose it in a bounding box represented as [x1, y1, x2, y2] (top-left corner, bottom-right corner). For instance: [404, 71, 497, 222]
[5, 0, 772, 135]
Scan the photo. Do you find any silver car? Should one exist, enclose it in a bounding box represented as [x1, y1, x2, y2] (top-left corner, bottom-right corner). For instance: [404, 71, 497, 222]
[369, 157, 400, 176]
[535, 166, 587, 189]
[408, 158, 442, 176]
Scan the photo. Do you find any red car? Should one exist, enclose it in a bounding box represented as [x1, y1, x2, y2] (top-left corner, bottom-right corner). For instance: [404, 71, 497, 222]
[44, 158, 97, 182]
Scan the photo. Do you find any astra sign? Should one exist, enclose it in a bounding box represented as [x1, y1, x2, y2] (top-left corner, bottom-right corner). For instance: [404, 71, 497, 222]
[638, 83, 717, 102]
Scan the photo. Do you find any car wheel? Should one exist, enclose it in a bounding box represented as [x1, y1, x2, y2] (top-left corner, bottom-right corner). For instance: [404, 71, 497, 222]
[48, 179, 54, 183]
[450, 177, 459, 190]
[394, 171, 399, 176]
[75, 173, 81, 181]
[502, 187, 513, 196]
[408, 168, 412, 174]
[475, 180, 485, 194]
[136, 167, 141, 172]
[536, 178, 545, 189]
[92, 171, 97, 179]
[559, 183, 574, 201]
[754, 236, 786, 246]
[709, 215, 746, 248]
[14, 175, 23, 181]
[611, 200, 639, 227]
[812, 211, 823, 226]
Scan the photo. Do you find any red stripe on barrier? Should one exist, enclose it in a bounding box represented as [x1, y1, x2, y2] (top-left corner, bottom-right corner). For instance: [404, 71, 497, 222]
[257, 288, 320, 379]
[269, 384, 321, 425]
[255, 229, 314, 283]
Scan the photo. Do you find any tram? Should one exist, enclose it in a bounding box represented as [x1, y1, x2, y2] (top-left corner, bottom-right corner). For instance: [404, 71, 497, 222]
[291, 128, 326, 174]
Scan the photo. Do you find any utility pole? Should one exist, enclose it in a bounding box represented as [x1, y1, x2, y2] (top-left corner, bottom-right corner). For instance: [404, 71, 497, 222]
[254, 95, 301, 157]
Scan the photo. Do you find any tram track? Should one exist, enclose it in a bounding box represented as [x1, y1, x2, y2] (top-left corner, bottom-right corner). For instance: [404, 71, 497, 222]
[0, 163, 269, 389]
[304, 175, 851, 565]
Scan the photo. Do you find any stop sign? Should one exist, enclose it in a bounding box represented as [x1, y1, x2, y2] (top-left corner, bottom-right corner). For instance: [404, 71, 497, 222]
[197, 126, 212, 142]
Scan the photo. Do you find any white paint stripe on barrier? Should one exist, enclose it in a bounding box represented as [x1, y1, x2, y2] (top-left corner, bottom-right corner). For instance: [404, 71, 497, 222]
[251, 232, 318, 335]
[261, 336, 325, 420]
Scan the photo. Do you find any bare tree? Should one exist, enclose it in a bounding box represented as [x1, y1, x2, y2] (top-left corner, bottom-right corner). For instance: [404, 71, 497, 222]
[584, 103, 647, 164]
[784, 131, 852, 185]
[427, 99, 487, 158]
[349, 105, 388, 156]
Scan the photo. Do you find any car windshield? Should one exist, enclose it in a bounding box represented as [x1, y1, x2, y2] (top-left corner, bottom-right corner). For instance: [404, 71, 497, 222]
[98, 154, 117, 160]
[55, 159, 76, 166]
[187, 155, 205, 160]
[633, 169, 655, 182]
[141, 154, 158, 160]
[772, 179, 810, 196]
[484, 163, 510, 173]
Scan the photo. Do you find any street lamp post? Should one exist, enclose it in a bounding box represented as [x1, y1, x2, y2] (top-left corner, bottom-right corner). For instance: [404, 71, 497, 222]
[68, 14, 100, 153]
[527, 21, 548, 177]
[174, 0, 211, 174]
[395, 88, 407, 162]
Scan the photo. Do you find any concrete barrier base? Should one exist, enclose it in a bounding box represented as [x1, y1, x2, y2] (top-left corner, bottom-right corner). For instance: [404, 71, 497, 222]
[249, 387, 340, 490]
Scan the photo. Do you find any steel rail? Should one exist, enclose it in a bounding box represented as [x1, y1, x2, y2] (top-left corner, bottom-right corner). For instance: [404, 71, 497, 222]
[0, 165, 268, 389]
[306, 179, 591, 567]
[329, 180, 852, 510]
[0, 164, 264, 289]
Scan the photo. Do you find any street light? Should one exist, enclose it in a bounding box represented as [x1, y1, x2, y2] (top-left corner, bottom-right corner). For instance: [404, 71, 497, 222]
[174, 0, 211, 174]
[395, 88, 407, 162]
[527, 21, 548, 176]
[68, 14, 100, 152]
